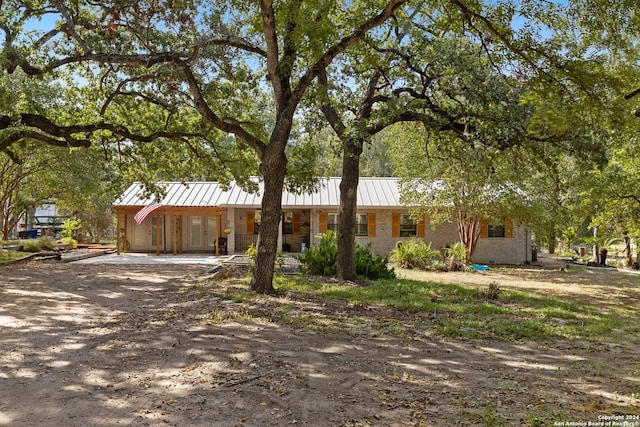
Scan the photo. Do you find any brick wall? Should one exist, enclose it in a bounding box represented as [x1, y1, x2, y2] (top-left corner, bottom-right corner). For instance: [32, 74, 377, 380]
[237, 207, 531, 264]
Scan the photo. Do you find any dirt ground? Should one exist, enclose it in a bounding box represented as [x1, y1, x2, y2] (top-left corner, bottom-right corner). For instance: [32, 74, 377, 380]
[1, 256, 640, 426]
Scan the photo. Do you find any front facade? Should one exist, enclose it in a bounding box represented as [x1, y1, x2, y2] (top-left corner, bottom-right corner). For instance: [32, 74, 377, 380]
[113, 178, 532, 264]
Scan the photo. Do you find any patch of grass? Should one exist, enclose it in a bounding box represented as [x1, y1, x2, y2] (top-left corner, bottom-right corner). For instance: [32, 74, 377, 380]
[21, 238, 57, 252]
[0, 249, 29, 262]
[524, 405, 565, 427]
[274, 276, 639, 342]
[458, 402, 507, 426]
[197, 274, 640, 343]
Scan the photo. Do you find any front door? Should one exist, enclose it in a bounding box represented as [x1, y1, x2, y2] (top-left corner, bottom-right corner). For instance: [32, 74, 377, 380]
[188, 216, 217, 251]
[131, 215, 163, 251]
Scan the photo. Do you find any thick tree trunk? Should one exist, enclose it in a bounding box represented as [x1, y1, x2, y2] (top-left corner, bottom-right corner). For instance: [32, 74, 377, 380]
[249, 145, 287, 294]
[336, 138, 362, 281]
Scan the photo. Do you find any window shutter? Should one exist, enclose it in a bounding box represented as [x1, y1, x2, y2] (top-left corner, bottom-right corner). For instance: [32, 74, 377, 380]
[417, 217, 426, 238]
[293, 211, 301, 235]
[319, 212, 327, 234]
[367, 213, 376, 237]
[246, 211, 254, 234]
[480, 219, 489, 238]
[505, 218, 513, 238]
[392, 213, 400, 238]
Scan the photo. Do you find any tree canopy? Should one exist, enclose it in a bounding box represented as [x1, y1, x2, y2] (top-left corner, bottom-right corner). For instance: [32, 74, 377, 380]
[3, 0, 640, 286]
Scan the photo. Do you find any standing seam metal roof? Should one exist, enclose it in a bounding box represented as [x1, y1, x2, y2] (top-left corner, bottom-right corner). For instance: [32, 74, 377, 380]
[114, 177, 403, 208]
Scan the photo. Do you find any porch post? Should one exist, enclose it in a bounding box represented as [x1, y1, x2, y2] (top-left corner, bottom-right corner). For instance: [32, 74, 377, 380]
[163, 212, 167, 254]
[179, 216, 183, 253]
[156, 212, 160, 256]
[173, 215, 177, 255]
[116, 212, 121, 255]
[123, 214, 128, 253]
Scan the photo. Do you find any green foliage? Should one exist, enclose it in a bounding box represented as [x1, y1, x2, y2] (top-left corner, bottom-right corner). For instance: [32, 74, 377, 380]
[61, 218, 83, 241]
[21, 238, 56, 252]
[389, 238, 442, 270]
[0, 249, 27, 262]
[583, 235, 622, 251]
[59, 237, 78, 248]
[297, 231, 394, 280]
[561, 227, 577, 250]
[443, 242, 469, 271]
[354, 243, 395, 280]
[273, 274, 638, 342]
[297, 231, 338, 277]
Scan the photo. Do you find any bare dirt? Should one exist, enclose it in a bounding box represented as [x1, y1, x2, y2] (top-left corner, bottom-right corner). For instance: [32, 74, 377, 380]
[1, 256, 639, 426]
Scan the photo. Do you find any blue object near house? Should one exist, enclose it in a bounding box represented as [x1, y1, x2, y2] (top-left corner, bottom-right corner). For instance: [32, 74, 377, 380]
[471, 264, 489, 271]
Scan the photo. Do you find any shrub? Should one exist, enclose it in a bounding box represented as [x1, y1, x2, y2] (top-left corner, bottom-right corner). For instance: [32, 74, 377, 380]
[61, 218, 84, 242]
[21, 238, 57, 252]
[389, 238, 441, 270]
[355, 243, 395, 280]
[443, 242, 468, 271]
[298, 232, 395, 280]
[59, 237, 78, 248]
[297, 230, 337, 276]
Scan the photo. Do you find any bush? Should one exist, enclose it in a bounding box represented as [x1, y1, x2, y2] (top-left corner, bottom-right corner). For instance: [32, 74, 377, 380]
[297, 230, 337, 276]
[21, 238, 57, 252]
[355, 243, 395, 280]
[297, 231, 395, 280]
[61, 218, 84, 242]
[59, 237, 78, 248]
[443, 242, 468, 271]
[389, 238, 442, 270]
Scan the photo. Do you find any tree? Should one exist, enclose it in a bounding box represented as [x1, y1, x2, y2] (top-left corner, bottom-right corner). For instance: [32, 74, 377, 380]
[0, 142, 108, 240]
[1, 0, 409, 293]
[312, 0, 623, 279]
[389, 122, 530, 262]
[316, 14, 494, 280]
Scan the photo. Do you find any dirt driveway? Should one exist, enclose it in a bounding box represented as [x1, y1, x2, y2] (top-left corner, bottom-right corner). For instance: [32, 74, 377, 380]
[1, 259, 639, 426]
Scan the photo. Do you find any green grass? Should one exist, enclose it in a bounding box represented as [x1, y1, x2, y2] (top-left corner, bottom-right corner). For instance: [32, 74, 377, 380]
[199, 275, 640, 343]
[0, 249, 29, 262]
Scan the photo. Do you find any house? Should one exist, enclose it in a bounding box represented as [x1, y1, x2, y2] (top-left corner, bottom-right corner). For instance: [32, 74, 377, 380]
[113, 178, 533, 264]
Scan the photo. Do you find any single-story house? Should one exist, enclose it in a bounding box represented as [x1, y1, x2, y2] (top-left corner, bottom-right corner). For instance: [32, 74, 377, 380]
[113, 178, 533, 264]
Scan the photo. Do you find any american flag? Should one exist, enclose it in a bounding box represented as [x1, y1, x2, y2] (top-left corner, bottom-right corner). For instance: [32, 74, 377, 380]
[134, 202, 162, 224]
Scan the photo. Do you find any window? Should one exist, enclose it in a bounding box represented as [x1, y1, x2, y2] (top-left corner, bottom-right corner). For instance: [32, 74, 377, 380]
[355, 214, 368, 236]
[327, 213, 338, 231]
[283, 212, 293, 234]
[325, 213, 368, 236]
[488, 223, 505, 238]
[400, 214, 417, 237]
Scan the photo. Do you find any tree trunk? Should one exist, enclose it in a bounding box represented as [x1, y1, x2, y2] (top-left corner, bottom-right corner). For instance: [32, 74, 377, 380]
[599, 248, 608, 266]
[623, 232, 632, 266]
[457, 212, 480, 263]
[249, 144, 287, 294]
[548, 232, 556, 254]
[590, 226, 599, 263]
[336, 138, 362, 281]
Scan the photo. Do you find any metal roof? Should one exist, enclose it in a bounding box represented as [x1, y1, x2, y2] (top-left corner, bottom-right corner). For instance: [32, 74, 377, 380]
[114, 177, 403, 208]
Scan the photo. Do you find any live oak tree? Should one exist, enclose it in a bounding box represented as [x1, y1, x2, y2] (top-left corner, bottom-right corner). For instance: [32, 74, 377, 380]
[315, 20, 473, 280]
[1, 0, 410, 293]
[312, 0, 619, 280]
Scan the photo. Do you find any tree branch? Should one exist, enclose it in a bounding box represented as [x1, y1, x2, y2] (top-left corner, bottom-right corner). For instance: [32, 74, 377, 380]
[290, 0, 409, 116]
